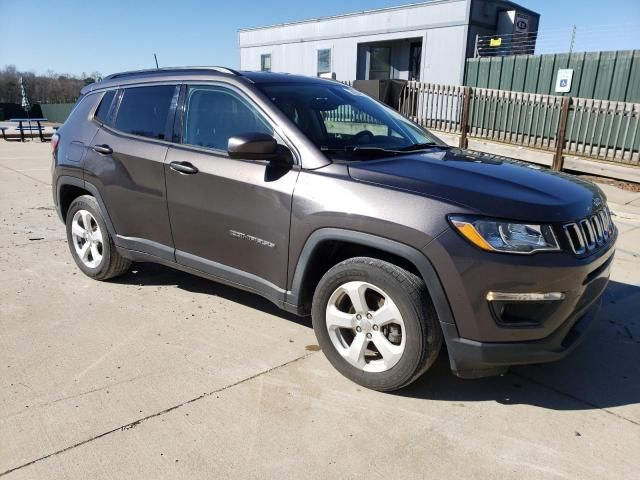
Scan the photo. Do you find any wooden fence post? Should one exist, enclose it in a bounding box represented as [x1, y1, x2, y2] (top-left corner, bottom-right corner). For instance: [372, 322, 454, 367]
[553, 96, 571, 171]
[459, 86, 471, 149]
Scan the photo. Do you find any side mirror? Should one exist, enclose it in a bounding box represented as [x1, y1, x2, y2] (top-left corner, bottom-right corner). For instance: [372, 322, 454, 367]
[227, 133, 293, 166]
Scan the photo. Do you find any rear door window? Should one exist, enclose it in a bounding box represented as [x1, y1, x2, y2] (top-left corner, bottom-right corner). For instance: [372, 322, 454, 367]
[182, 85, 272, 152]
[113, 85, 175, 140]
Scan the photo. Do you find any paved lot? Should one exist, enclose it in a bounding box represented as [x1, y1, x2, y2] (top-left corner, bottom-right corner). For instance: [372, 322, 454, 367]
[1, 141, 639, 479]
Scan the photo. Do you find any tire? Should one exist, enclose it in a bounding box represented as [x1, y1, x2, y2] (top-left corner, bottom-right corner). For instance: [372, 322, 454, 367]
[65, 195, 131, 280]
[312, 257, 442, 392]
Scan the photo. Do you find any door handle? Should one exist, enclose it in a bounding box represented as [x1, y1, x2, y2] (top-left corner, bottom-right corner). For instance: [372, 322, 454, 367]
[92, 144, 113, 155]
[169, 161, 199, 175]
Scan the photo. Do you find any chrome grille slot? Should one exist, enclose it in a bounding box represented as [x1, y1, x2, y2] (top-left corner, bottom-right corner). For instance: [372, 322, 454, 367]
[563, 208, 613, 256]
[580, 219, 596, 250]
[591, 215, 604, 245]
[563, 223, 586, 254]
[598, 210, 609, 239]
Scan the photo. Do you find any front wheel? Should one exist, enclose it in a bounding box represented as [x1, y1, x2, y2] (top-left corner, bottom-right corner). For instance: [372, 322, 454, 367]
[311, 257, 442, 392]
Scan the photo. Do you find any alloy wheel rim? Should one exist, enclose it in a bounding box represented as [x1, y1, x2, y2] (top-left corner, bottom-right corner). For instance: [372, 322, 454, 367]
[325, 281, 406, 373]
[71, 210, 104, 268]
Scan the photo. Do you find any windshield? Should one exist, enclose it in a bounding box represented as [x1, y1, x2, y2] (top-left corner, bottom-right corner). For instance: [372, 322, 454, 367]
[257, 82, 442, 159]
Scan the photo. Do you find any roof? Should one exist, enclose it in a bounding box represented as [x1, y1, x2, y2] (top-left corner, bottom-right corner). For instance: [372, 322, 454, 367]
[81, 68, 337, 94]
[239, 0, 539, 34]
[238, 0, 465, 32]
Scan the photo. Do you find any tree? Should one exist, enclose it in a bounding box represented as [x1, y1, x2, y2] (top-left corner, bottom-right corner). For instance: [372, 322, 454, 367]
[0, 65, 102, 104]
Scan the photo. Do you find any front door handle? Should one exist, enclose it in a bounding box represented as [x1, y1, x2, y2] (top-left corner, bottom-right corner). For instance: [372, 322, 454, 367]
[169, 161, 199, 175]
[92, 144, 113, 155]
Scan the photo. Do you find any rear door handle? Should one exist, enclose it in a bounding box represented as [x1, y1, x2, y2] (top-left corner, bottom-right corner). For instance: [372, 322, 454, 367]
[92, 144, 113, 155]
[169, 161, 199, 175]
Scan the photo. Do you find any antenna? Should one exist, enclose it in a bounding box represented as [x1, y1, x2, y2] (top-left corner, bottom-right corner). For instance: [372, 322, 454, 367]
[568, 25, 576, 55]
[154, 54, 159, 69]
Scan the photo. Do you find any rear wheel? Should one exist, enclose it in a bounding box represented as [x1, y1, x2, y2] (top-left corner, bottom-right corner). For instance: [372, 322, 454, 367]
[312, 257, 442, 391]
[66, 195, 131, 280]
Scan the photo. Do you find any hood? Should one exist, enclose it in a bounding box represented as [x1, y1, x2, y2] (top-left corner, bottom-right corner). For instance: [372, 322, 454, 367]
[347, 148, 604, 223]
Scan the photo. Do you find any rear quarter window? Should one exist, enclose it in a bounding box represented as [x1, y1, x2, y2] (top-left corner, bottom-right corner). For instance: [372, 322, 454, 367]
[94, 90, 116, 125]
[113, 85, 175, 140]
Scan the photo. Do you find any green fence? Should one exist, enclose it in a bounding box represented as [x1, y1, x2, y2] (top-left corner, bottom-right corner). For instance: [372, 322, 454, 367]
[465, 50, 640, 103]
[39, 103, 75, 124]
[399, 81, 640, 168]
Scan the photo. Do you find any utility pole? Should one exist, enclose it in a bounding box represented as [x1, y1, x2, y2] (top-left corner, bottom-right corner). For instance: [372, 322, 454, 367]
[568, 25, 576, 55]
[154, 53, 159, 69]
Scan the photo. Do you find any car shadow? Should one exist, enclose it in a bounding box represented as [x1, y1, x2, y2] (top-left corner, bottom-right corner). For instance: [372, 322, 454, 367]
[400, 280, 640, 416]
[112, 262, 310, 328]
[113, 264, 639, 414]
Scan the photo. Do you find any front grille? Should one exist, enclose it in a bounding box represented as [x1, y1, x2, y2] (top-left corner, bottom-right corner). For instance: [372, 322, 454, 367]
[563, 208, 614, 255]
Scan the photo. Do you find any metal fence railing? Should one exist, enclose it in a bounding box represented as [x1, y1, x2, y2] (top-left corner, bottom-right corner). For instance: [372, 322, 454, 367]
[321, 105, 379, 124]
[565, 98, 640, 165]
[467, 88, 563, 151]
[398, 81, 640, 169]
[399, 83, 464, 134]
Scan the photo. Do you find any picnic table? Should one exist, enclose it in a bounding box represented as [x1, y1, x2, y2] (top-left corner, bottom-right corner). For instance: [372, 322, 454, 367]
[4, 118, 50, 142]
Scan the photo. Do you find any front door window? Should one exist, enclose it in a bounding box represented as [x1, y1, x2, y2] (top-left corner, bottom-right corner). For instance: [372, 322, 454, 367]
[182, 85, 273, 152]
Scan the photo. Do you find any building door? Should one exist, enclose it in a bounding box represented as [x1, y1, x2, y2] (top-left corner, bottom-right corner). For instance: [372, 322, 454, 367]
[369, 47, 391, 80]
[409, 42, 422, 81]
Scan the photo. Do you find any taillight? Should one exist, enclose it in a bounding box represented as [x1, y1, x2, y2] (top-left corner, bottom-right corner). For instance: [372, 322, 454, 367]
[51, 133, 60, 153]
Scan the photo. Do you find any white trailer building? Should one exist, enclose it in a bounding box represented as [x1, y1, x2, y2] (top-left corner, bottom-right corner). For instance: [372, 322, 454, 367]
[239, 0, 539, 85]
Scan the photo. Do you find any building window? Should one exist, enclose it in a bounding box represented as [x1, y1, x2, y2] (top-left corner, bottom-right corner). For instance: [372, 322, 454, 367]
[369, 47, 391, 80]
[317, 49, 332, 76]
[261, 54, 271, 72]
[409, 42, 422, 81]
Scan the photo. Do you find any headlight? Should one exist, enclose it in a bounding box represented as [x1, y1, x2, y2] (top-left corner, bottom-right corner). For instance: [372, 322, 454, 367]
[448, 215, 560, 254]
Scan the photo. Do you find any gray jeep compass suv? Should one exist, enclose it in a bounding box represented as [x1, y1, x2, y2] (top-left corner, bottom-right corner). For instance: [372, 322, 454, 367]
[52, 67, 616, 391]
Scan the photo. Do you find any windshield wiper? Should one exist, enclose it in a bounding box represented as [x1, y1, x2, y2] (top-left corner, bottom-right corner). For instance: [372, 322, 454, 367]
[352, 146, 401, 155]
[396, 142, 454, 152]
[320, 146, 399, 157]
[320, 144, 452, 159]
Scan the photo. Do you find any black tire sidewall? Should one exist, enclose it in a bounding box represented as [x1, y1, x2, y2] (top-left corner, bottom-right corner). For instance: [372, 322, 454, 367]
[65, 196, 114, 279]
[312, 259, 431, 391]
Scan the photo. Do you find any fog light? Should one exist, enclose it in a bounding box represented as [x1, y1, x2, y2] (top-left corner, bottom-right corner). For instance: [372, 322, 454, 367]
[487, 292, 565, 327]
[486, 292, 565, 302]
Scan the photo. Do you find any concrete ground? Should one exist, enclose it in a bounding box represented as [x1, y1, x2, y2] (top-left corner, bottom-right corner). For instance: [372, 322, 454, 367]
[1, 141, 639, 480]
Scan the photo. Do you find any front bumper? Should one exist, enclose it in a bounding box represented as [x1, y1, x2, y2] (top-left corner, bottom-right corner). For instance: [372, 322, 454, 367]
[424, 225, 616, 378]
[442, 297, 602, 378]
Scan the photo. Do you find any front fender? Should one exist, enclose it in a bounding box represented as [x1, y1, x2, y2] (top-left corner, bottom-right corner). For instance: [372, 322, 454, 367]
[286, 228, 456, 329]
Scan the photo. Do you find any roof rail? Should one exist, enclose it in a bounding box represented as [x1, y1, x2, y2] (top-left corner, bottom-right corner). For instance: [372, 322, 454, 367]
[103, 66, 242, 81]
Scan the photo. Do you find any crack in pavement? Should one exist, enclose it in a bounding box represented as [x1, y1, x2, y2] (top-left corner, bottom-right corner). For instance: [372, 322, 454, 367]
[0, 351, 317, 478]
[511, 372, 640, 427]
[1, 373, 154, 421]
[0, 239, 65, 249]
[0, 163, 50, 186]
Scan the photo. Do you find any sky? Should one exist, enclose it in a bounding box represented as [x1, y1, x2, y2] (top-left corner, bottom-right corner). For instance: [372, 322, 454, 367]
[1, 0, 639, 77]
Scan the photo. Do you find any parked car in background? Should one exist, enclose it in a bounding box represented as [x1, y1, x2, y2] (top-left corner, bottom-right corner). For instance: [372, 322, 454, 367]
[51, 67, 616, 391]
